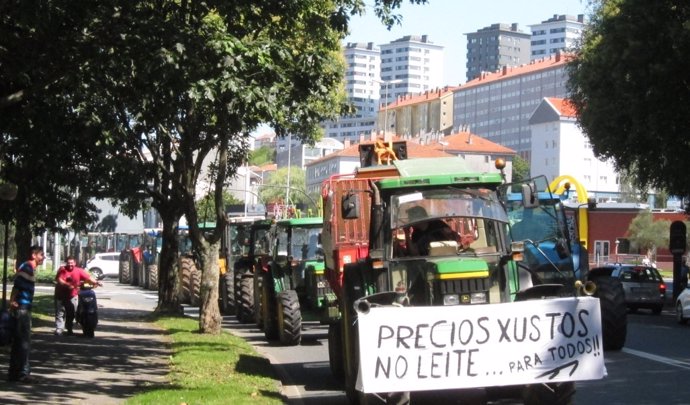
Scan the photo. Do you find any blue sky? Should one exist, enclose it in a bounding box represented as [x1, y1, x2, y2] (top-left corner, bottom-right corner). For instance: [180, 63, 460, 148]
[345, 0, 591, 86]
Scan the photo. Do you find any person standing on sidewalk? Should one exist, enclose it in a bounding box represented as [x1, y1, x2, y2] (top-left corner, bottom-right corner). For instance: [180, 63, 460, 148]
[7, 245, 44, 383]
[54, 256, 100, 336]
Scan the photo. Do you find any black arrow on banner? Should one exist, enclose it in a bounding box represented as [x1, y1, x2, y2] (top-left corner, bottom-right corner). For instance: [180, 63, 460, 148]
[537, 360, 579, 380]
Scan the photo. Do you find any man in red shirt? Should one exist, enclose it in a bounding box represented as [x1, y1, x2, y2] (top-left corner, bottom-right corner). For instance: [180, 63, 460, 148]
[54, 256, 101, 336]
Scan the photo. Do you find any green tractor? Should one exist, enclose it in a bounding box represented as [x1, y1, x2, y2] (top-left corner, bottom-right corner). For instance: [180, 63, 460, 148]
[259, 217, 337, 345]
[324, 156, 606, 404]
[219, 216, 264, 315]
[232, 219, 273, 324]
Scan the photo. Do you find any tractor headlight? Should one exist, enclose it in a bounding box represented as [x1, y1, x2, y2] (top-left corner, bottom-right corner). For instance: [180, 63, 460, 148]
[443, 294, 460, 306]
[470, 292, 488, 304]
[443, 292, 488, 305]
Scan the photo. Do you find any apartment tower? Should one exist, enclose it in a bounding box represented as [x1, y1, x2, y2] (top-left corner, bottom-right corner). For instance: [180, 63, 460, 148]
[465, 23, 531, 82]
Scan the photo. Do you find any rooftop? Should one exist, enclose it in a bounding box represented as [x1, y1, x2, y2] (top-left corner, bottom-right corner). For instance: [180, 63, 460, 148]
[431, 131, 516, 155]
[461, 53, 572, 89]
[546, 97, 577, 118]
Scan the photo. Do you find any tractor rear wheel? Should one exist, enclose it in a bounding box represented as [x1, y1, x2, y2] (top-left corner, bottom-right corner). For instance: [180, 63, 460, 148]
[190, 267, 201, 307]
[147, 264, 158, 291]
[120, 261, 131, 284]
[179, 257, 195, 304]
[592, 276, 627, 351]
[237, 276, 254, 324]
[219, 272, 235, 315]
[277, 290, 301, 346]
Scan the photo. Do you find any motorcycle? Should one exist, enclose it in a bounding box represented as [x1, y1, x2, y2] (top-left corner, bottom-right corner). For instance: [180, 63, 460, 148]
[76, 281, 99, 338]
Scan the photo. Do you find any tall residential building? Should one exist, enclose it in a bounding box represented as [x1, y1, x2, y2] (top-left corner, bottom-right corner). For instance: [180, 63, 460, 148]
[465, 23, 531, 82]
[529, 14, 586, 61]
[452, 53, 570, 161]
[379, 35, 444, 106]
[529, 97, 619, 199]
[322, 42, 381, 143]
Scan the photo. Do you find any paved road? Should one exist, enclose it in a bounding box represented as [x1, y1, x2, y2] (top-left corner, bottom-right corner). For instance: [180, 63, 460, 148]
[206, 298, 690, 405]
[0, 281, 170, 404]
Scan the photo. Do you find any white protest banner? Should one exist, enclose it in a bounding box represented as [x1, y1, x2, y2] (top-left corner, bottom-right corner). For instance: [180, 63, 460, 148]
[355, 297, 606, 393]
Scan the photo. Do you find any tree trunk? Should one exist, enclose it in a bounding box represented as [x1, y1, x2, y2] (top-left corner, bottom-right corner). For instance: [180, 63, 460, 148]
[13, 192, 33, 269]
[155, 216, 182, 315]
[198, 239, 221, 334]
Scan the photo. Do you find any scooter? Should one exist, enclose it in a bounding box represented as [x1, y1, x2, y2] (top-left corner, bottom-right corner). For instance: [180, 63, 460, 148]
[76, 281, 99, 338]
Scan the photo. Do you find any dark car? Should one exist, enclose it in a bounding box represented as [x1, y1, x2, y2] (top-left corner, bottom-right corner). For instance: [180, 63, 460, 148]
[591, 264, 666, 314]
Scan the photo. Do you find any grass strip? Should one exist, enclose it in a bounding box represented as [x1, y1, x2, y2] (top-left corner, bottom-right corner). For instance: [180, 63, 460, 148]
[30, 294, 283, 404]
[126, 316, 284, 405]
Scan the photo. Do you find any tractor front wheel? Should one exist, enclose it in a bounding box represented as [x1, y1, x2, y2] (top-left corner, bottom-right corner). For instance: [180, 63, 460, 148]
[277, 290, 301, 346]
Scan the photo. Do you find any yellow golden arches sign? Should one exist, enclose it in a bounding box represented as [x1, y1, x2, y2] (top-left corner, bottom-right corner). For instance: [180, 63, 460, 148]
[548, 175, 589, 249]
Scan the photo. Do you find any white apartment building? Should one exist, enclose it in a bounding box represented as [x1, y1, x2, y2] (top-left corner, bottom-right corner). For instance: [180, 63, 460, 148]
[379, 35, 444, 106]
[322, 42, 381, 142]
[529, 97, 619, 199]
[344, 42, 381, 117]
[529, 14, 586, 61]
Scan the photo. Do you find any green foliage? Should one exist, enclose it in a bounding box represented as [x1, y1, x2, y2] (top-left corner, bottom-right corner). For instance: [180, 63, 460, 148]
[568, 0, 690, 197]
[249, 146, 276, 166]
[196, 192, 242, 223]
[127, 316, 282, 404]
[626, 211, 670, 253]
[259, 166, 311, 207]
[511, 155, 530, 183]
[0, 0, 429, 323]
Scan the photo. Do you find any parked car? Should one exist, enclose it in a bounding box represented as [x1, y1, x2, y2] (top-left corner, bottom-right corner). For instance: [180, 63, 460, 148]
[591, 264, 666, 314]
[676, 285, 690, 324]
[85, 252, 120, 280]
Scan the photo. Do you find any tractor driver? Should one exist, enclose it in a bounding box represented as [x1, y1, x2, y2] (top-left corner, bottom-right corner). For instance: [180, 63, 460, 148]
[405, 206, 456, 256]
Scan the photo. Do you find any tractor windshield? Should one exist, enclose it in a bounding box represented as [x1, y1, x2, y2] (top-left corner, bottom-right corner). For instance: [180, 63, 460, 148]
[290, 226, 322, 261]
[391, 188, 508, 229]
[390, 188, 509, 258]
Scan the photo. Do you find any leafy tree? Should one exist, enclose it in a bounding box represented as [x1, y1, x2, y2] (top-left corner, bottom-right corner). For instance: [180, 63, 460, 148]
[196, 192, 242, 224]
[568, 1, 690, 198]
[511, 155, 530, 183]
[249, 146, 276, 166]
[0, 2, 121, 262]
[627, 211, 669, 261]
[1, 0, 428, 334]
[259, 166, 313, 208]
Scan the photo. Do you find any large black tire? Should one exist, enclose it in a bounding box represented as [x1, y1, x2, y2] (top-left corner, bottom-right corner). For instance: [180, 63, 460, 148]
[178, 257, 195, 304]
[120, 260, 131, 284]
[592, 276, 627, 351]
[277, 290, 302, 346]
[255, 271, 265, 328]
[234, 271, 244, 317]
[147, 264, 158, 291]
[263, 286, 279, 341]
[190, 268, 201, 307]
[219, 272, 235, 315]
[237, 276, 255, 324]
[328, 322, 344, 380]
[523, 382, 576, 405]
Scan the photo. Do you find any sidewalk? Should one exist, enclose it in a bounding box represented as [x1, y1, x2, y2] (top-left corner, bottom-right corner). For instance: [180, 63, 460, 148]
[0, 281, 171, 404]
